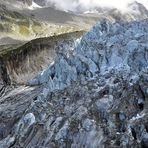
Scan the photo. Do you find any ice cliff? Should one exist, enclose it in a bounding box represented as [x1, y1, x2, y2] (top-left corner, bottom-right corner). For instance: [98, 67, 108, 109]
[0, 19, 148, 148]
[29, 19, 148, 91]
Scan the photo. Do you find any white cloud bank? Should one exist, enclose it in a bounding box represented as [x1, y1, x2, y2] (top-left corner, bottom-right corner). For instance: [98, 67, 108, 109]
[45, 0, 148, 12]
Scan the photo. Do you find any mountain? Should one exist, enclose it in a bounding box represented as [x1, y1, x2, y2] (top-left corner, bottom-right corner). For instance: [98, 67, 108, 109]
[0, 19, 148, 147]
[0, 0, 148, 45]
[0, 0, 86, 45]
[82, 1, 148, 21]
[127, 1, 148, 18]
[0, 1, 148, 147]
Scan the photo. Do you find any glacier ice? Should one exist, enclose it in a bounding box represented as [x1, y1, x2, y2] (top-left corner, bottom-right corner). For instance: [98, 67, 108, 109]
[28, 20, 148, 94]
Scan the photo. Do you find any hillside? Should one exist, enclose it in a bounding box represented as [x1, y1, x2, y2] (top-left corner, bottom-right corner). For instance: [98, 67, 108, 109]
[0, 0, 85, 45]
[0, 0, 148, 45]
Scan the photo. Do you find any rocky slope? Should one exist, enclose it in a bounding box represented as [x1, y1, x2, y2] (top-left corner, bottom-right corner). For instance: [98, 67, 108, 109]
[1, 0, 148, 45]
[0, 2, 47, 43]
[0, 19, 147, 147]
[0, 0, 84, 45]
[0, 31, 84, 87]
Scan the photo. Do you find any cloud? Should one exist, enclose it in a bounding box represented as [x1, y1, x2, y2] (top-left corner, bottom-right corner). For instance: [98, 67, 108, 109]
[45, 0, 148, 12]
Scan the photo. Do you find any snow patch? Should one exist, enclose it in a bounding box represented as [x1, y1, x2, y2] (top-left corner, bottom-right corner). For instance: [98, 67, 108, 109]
[29, 1, 42, 10]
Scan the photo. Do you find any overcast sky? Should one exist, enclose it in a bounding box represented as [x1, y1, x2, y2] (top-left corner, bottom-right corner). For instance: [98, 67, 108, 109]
[45, 0, 148, 12]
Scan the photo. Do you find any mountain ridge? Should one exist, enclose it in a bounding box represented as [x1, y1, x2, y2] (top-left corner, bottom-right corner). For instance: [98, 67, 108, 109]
[0, 0, 148, 45]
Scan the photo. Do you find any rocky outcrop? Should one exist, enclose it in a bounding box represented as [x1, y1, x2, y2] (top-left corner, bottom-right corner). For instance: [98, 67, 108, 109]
[0, 20, 148, 147]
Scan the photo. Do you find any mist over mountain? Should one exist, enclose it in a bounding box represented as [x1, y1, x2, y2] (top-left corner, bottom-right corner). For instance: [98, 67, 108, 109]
[13, 0, 148, 14]
[40, 0, 148, 13]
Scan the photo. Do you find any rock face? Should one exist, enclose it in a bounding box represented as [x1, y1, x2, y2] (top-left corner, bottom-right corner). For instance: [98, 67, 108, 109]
[0, 19, 148, 148]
